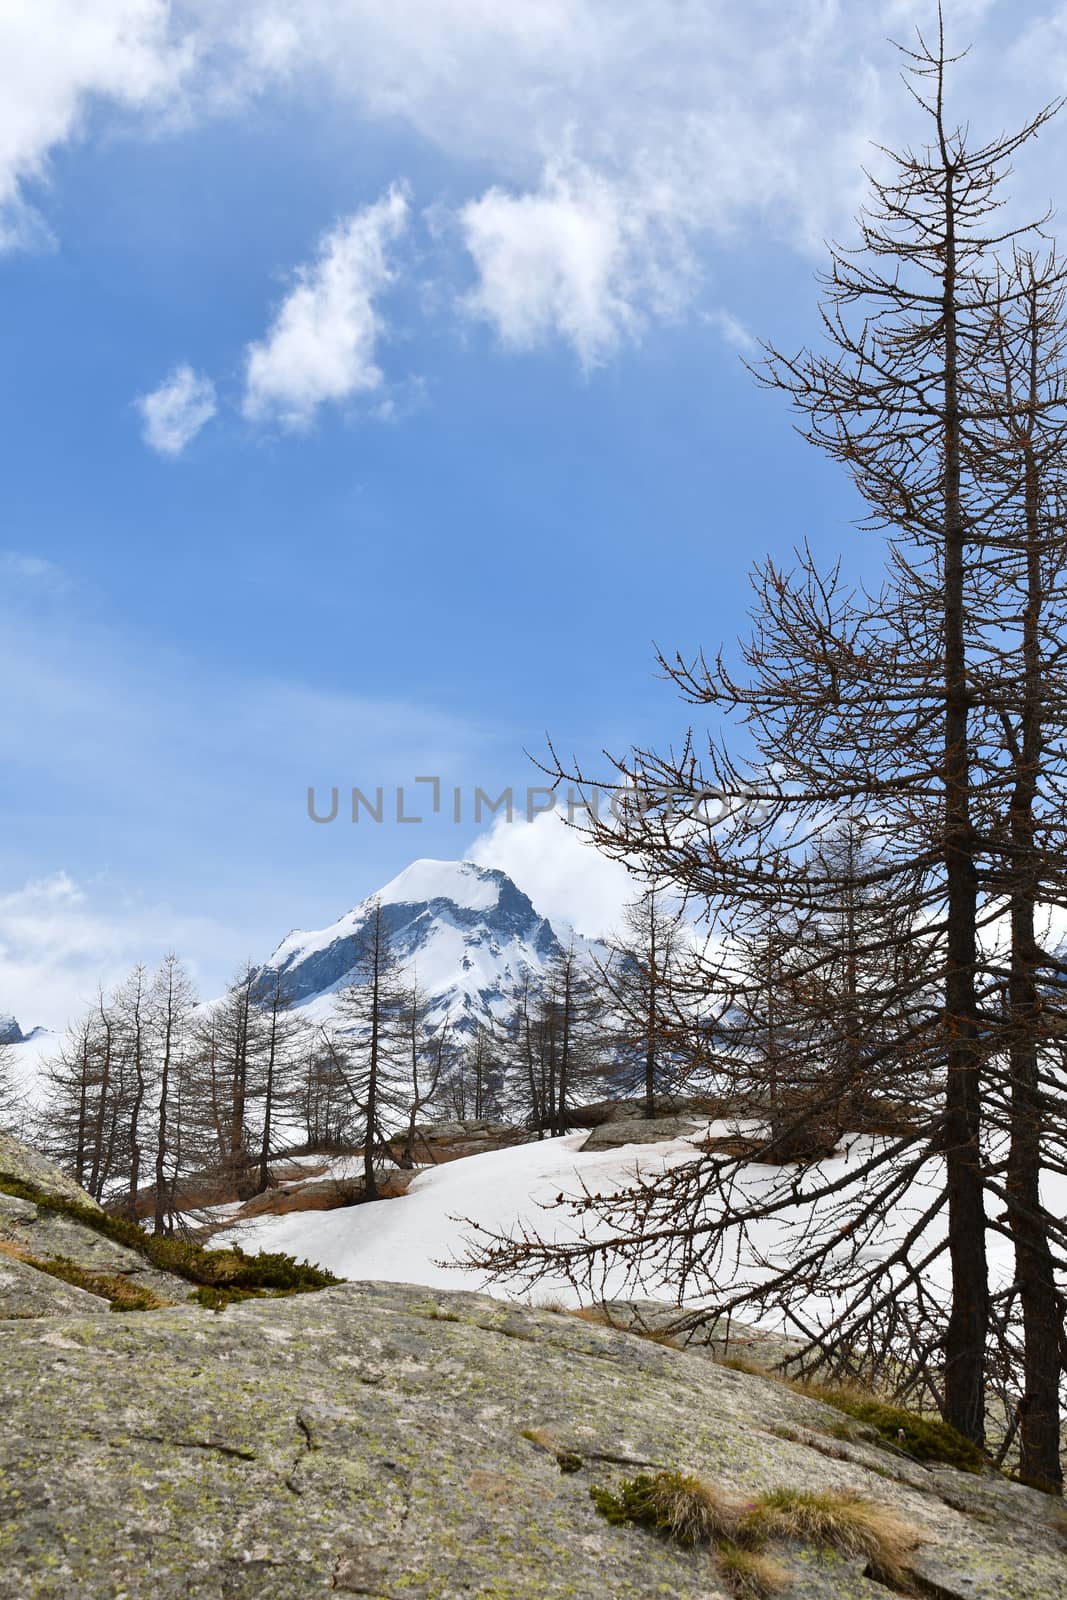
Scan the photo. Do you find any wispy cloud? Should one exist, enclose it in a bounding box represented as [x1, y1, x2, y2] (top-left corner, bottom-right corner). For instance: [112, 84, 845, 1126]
[243, 187, 409, 430]
[0, 585, 485, 1026]
[3, 3, 1062, 364]
[704, 308, 759, 355]
[0, 550, 69, 589]
[136, 364, 218, 455]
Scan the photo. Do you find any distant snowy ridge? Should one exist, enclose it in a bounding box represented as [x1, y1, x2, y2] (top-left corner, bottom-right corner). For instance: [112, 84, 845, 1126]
[0, 1015, 49, 1048]
[0, 1018, 56, 1112]
[259, 859, 602, 1035]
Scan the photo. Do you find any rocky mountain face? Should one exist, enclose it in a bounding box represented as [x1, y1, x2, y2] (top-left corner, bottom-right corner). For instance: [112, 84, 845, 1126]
[0, 1014, 23, 1045]
[2, 1136, 1065, 1599]
[259, 859, 587, 1035]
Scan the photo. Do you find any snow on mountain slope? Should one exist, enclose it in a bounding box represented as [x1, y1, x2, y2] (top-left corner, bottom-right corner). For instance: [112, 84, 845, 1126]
[3, 859, 608, 1106]
[261, 859, 593, 1035]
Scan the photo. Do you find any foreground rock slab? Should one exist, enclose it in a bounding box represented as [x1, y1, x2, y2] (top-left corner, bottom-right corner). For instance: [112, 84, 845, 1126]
[1, 1281, 1063, 1600]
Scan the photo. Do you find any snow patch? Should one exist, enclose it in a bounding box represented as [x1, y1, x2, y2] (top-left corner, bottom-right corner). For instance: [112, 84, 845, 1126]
[378, 859, 502, 912]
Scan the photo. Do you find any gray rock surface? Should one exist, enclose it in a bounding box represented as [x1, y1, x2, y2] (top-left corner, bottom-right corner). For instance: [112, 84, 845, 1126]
[0, 1280, 1062, 1599]
[0, 1128, 103, 1208]
[0, 1251, 109, 1319]
[0, 1196, 187, 1304]
[580, 1115, 706, 1150]
[0, 1131, 191, 1311]
[389, 1120, 531, 1163]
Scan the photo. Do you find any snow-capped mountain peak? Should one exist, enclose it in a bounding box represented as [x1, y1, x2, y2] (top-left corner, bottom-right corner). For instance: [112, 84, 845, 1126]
[260, 860, 577, 1034]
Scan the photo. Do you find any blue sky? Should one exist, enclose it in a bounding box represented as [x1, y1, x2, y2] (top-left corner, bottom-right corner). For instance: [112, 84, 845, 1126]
[4, 0, 1067, 1027]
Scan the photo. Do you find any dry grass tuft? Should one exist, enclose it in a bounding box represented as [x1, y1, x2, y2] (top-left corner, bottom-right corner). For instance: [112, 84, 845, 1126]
[520, 1425, 556, 1450]
[744, 1487, 921, 1590]
[591, 1470, 742, 1548]
[570, 1304, 681, 1347]
[716, 1541, 789, 1598]
[572, 1303, 618, 1327]
[717, 1354, 772, 1377]
[633, 1326, 682, 1348]
[520, 1426, 583, 1474]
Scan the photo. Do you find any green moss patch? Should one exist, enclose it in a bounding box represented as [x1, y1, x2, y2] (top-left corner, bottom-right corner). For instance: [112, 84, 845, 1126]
[590, 1471, 738, 1548]
[0, 1170, 341, 1301]
[816, 1392, 985, 1473]
[11, 1251, 164, 1312]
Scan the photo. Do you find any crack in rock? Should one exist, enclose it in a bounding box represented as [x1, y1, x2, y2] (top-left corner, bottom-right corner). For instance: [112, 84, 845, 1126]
[285, 1410, 317, 1494]
[123, 1432, 257, 1461]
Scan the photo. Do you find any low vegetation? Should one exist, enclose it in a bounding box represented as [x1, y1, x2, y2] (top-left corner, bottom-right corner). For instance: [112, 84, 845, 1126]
[788, 1379, 987, 1474]
[742, 1487, 921, 1590]
[0, 1238, 164, 1312]
[591, 1468, 924, 1596]
[715, 1542, 789, 1600]
[576, 1308, 985, 1476]
[0, 1170, 340, 1303]
[590, 1471, 739, 1548]
[713, 1353, 988, 1475]
[570, 1303, 682, 1347]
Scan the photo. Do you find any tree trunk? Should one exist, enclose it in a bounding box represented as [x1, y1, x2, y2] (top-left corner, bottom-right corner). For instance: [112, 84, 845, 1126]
[1003, 421, 1063, 1490]
[939, 171, 988, 1445]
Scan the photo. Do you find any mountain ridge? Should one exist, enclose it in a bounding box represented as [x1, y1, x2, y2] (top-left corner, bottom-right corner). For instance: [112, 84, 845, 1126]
[258, 858, 598, 1035]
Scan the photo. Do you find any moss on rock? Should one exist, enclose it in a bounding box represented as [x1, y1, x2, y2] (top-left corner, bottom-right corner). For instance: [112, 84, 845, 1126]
[0, 1170, 338, 1299]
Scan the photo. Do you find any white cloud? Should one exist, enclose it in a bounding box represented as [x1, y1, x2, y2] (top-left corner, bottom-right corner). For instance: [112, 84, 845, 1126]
[243, 187, 409, 429]
[0, 0, 189, 248]
[4, 2, 1062, 361]
[459, 164, 688, 368]
[469, 808, 637, 939]
[0, 871, 235, 1035]
[136, 364, 217, 455]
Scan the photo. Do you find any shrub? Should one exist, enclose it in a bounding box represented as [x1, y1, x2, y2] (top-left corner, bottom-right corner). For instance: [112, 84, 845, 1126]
[191, 1285, 260, 1311]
